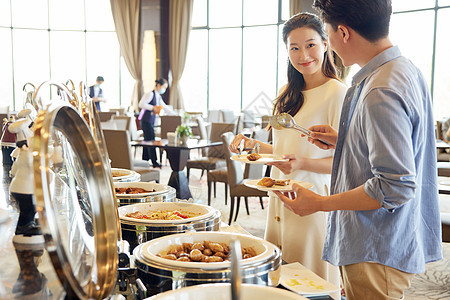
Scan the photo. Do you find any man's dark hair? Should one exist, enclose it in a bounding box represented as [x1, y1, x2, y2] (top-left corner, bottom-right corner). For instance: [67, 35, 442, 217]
[313, 0, 392, 42]
[96, 76, 104, 82]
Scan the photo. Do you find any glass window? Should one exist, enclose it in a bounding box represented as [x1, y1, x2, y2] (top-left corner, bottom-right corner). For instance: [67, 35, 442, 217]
[242, 25, 278, 114]
[209, 0, 242, 28]
[0, 0, 11, 27]
[13, 29, 50, 107]
[11, 0, 48, 29]
[390, 10, 434, 85]
[50, 31, 86, 84]
[392, 0, 434, 12]
[0, 28, 13, 111]
[180, 30, 208, 114]
[209, 28, 242, 112]
[49, 0, 85, 30]
[433, 8, 450, 119]
[86, 32, 120, 109]
[85, 0, 115, 31]
[243, 0, 278, 26]
[281, 0, 290, 21]
[192, 0, 207, 27]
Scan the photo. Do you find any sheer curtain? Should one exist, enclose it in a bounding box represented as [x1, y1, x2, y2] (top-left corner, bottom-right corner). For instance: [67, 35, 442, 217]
[169, 0, 194, 110]
[110, 0, 142, 110]
[289, 0, 303, 16]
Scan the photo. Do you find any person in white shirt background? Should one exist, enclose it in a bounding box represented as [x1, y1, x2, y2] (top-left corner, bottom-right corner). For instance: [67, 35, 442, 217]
[138, 78, 175, 168]
[89, 76, 107, 112]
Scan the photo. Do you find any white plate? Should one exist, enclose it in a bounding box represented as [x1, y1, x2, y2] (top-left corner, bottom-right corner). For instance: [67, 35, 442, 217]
[140, 232, 276, 270]
[280, 262, 340, 296]
[244, 179, 314, 192]
[114, 182, 169, 197]
[230, 154, 288, 164]
[146, 283, 308, 300]
[118, 202, 217, 224]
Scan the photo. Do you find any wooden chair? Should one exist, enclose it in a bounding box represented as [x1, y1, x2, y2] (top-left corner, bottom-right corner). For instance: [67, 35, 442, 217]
[112, 115, 131, 132]
[103, 129, 160, 182]
[98, 111, 118, 122]
[186, 123, 233, 180]
[221, 131, 268, 225]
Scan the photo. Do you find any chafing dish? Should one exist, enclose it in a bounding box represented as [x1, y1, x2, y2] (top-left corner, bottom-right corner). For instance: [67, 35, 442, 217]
[112, 167, 141, 182]
[133, 232, 281, 297]
[118, 202, 221, 250]
[114, 182, 176, 206]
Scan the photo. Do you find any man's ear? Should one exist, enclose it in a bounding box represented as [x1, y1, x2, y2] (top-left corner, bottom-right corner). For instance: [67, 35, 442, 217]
[337, 25, 350, 43]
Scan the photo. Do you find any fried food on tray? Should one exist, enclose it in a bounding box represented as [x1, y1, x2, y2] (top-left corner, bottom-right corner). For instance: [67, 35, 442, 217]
[247, 153, 262, 161]
[115, 187, 156, 194]
[257, 177, 290, 187]
[156, 241, 257, 263]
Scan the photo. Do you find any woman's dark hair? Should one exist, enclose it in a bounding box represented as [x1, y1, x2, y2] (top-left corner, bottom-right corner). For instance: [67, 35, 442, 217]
[313, 0, 392, 42]
[155, 78, 168, 86]
[273, 12, 339, 117]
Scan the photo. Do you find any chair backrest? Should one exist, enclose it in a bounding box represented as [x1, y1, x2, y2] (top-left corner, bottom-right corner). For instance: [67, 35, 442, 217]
[208, 122, 235, 158]
[220, 109, 235, 123]
[112, 115, 131, 131]
[261, 115, 271, 129]
[101, 119, 118, 130]
[110, 108, 126, 115]
[129, 115, 141, 141]
[102, 129, 133, 169]
[160, 115, 182, 139]
[221, 131, 243, 188]
[195, 116, 208, 140]
[235, 113, 244, 135]
[98, 111, 118, 122]
[207, 110, 222, 123]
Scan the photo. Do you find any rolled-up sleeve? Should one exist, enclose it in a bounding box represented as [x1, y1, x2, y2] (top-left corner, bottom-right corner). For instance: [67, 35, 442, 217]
[361, 88, 416, 210]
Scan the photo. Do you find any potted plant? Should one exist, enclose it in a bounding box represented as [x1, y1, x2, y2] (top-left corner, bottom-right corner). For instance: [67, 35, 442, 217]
[176, 124, 192, 144]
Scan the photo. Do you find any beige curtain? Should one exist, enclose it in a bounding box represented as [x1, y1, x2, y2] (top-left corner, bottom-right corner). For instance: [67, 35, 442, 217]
[110, 0, 142, 111]
[169, 0, 194, 110]
[289, 0, 303, 16]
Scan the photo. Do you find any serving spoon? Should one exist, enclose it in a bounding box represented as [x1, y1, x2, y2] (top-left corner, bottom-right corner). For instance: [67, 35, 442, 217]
[270, 113, 332, 146]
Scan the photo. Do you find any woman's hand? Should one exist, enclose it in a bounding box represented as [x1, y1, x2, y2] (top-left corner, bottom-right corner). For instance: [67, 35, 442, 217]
[267, 154, 305, 175]
[229, 134, 257, 154]
[305, 125, 338, 150]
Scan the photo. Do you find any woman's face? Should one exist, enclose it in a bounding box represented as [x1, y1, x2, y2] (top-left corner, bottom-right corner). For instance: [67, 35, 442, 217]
[286, 27, 327, 77]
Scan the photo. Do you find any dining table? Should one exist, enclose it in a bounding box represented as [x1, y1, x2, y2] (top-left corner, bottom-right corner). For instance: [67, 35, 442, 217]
[131, 138, 222, 199]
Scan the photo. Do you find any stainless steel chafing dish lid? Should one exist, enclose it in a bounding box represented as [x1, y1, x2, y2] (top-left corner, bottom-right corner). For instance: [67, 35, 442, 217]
[33, 102, 119, 299]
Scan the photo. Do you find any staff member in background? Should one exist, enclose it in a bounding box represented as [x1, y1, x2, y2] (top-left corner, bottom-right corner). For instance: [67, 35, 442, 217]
[138, 78, 175, 168]
[89, 76, 107, 112]
[276, 0, 442, 299]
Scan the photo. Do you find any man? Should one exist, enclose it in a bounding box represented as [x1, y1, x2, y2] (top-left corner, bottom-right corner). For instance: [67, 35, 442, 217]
[89, 76, 106, 112]
[275, 0, 442, 298]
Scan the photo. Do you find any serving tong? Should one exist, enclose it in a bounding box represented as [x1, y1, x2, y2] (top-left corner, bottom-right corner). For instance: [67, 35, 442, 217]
[270, 113, 332, 146]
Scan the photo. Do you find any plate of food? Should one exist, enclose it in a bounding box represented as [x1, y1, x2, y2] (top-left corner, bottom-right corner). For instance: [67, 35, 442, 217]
[280, 262, 340, 296]
[230, 153, 288, 164]
[244, 177, 313, 192]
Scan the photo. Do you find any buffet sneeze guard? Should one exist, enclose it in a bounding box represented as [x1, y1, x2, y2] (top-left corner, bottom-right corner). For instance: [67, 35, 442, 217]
[33, 103, 119, 299]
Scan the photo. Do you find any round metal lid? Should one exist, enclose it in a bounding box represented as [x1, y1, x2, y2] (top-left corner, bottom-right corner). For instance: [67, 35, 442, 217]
[33, 102, 119, 299]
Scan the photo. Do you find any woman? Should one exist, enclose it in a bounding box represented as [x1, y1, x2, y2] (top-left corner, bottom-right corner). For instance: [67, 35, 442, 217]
[138, 78, 175, 168]
[229, 13, 347, 287]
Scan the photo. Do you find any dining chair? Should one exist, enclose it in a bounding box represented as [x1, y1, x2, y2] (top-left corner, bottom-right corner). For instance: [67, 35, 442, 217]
[242, 110, 256, 128]
[112, 115, 131, 132]
[186, 123, 234, 180]
[98, 111, 118, 122]
[207, 110, 222, 123]
[221, 131, 268, 225]
[103, 129, 160, 182]
[207, 167, 228, 206]
[220, 109, 236, 123]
